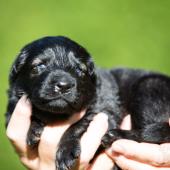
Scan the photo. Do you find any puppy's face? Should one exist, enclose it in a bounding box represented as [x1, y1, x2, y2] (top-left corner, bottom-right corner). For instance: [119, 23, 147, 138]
[10, 37, 96, 115]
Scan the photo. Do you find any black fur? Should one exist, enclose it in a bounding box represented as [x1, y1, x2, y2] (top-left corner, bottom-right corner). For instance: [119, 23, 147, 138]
[6, 36, 170, 170]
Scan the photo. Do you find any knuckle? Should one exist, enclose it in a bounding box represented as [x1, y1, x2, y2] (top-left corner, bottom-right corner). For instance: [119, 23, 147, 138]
[6, 128, 25, 145]
[20, 157, 38, 170]
[20, 157, 27, 165]
[153, 159, 164, 166]
[154, 145, 170, 167]
[6, 128, 15, 141]
[153, 144, 170, 167]
[152, 151, 167, 167]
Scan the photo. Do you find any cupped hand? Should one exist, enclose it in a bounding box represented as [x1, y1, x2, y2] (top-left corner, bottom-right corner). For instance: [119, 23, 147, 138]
[107, 116, 170, 170]
[6, 96, 114, 170]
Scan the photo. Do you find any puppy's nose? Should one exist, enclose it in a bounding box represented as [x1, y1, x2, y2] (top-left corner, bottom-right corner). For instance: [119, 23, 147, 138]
[54, 81, 73, 93]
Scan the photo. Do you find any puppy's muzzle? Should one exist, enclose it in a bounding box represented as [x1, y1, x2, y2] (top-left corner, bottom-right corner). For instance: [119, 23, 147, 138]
[54, 79, 75, 93]
[38, 70, 77, 101]
[47, 70, 76, 94]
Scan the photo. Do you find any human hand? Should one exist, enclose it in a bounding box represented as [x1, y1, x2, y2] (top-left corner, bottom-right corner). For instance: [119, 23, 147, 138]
[6, 96, 113, 170]
[107, 116, 170, 170]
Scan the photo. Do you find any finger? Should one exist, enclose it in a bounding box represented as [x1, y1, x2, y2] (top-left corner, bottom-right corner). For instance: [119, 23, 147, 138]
[88, 153, 114, 170]
[38, 110, 86, 168]
[120, 114, 131, 130]
[80, 113, 109, 165]
[108, 139, 170, 167]
[39, 122, 70, 168]
[6, 96, 32, 155]
[6, 96, 39, 169]
[114, 154, 170, 170]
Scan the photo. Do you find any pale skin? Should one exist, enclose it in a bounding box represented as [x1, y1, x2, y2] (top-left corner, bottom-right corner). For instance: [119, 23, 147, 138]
[6, 96, 170, 170]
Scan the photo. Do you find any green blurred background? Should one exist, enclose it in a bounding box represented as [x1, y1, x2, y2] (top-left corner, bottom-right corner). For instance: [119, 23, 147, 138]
[1, 0, 170, 169]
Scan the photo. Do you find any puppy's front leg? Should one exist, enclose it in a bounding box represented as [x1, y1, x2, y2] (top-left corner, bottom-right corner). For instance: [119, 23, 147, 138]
[27, 116, 45, 147]
[56, 111, 95, 170]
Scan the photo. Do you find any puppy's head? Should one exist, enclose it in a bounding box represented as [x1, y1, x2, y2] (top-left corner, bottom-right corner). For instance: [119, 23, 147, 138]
[10, 36, 96, 115]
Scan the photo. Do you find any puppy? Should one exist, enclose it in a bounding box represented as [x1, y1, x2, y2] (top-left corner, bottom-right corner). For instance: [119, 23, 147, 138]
[6, 36, 170, 170]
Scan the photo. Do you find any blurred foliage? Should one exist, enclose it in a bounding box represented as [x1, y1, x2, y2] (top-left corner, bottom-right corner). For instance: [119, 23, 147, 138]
[1, 0, 170, 169]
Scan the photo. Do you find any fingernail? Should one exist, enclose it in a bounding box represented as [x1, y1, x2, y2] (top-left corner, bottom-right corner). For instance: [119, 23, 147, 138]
[21, 95, 31, 106]
[112, 143, 125, 153]
[25, 98, 31, 106]
[79, 163, 88, 170]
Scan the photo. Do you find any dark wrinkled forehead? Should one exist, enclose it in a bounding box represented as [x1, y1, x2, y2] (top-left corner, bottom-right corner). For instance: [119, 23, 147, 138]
[22, 36, 91, 67]
[32, 47, 82, 68]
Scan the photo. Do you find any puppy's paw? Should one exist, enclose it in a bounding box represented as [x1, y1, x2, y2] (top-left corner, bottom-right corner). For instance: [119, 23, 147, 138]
[56, 139, 80, 170]
[101, 130, 120, 148]
[27, 128, 42, 147]
[26, 121, 44, 147]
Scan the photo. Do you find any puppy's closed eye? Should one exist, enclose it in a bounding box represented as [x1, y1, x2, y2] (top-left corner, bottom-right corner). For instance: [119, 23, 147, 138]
[31, 63, 47, 76]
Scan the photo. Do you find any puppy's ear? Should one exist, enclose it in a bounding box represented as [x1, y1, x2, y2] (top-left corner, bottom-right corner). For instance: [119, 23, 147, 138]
[10, 50, 28, 84]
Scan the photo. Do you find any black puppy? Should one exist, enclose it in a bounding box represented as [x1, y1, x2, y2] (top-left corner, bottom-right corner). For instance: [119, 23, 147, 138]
[6, 36, 170, 170]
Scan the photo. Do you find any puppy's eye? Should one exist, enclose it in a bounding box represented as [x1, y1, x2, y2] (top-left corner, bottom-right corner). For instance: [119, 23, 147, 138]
[31, 64, 46, 75]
